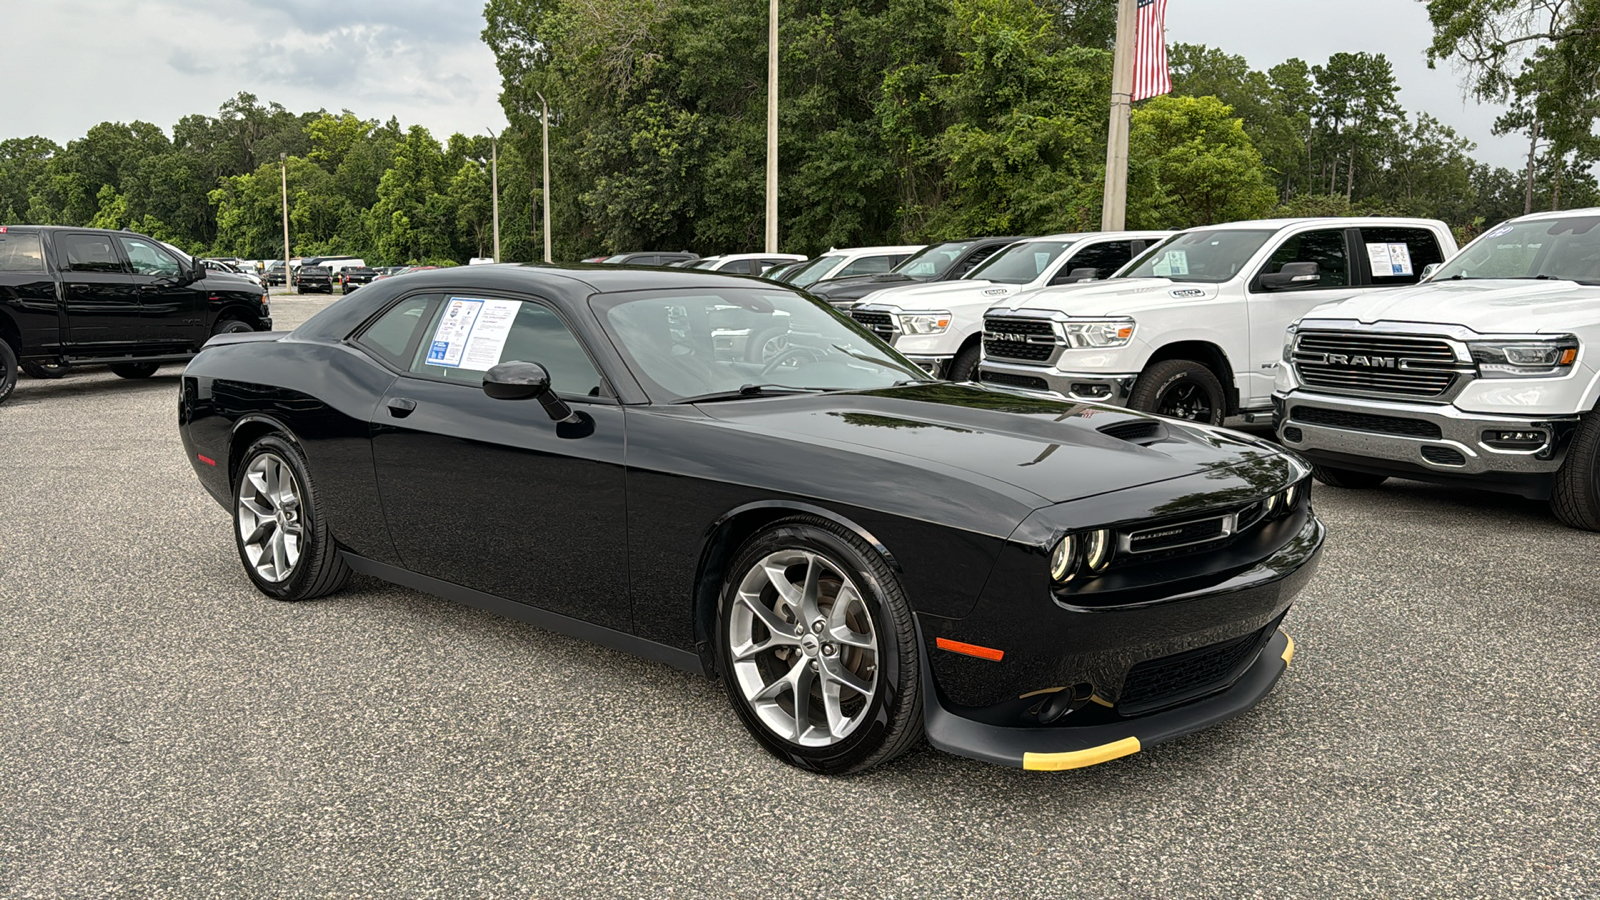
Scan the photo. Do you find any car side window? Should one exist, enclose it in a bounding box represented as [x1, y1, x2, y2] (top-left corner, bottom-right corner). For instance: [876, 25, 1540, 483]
[1051, 241, 1133, 284]
[835, 255, 894, 277]
[1260, 229, 1350, 289]
[60, 233, 125, 273]
[355, 294, 440, 369]
[120, 237, 182, 277]
[0, 232, 46, 272]
[1359, 227, 1445, 286]
[410, 297, 605, 398]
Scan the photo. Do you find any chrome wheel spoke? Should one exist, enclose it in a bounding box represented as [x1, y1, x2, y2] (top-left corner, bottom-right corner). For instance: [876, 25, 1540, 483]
[822, 656, 873, 698]
[237, 452, 305, 584]
[826, 584, 874, 649]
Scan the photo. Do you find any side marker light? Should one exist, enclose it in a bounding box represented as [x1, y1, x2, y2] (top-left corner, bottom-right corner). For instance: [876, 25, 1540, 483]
[935, 638, 1005, 661]
[197, 454, 216, 466]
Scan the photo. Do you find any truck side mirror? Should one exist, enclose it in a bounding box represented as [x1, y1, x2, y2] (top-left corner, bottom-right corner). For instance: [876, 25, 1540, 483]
[483, 360, 580, 424]
[1258, 261, 1320, 291]
[1421, 263, 1441, 280]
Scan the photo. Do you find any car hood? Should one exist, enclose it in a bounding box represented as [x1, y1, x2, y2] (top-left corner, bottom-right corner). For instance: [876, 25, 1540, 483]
[810, 273, 926, 297]
[697, 383, 1292, 507]
[991, 278, 1220, 315]
[1301, 278, 1600, 334]
[859, 278, 1018, 309]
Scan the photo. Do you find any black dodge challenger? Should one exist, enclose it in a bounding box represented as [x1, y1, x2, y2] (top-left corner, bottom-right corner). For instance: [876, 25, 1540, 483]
[179, 265, 1323, 774]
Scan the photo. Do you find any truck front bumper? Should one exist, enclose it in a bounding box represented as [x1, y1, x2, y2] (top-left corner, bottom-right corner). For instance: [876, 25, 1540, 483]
[1275, 390, 1580, 478]
[978, 359, 1139, 405]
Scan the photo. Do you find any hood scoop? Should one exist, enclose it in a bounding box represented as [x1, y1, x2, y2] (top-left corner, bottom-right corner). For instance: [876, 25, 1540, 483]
[1097, 418, 1170, 447]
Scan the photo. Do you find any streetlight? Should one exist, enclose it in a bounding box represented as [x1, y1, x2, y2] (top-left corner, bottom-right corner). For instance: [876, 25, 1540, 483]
[536, 91, 552, 264]
[280, 152, 290, 288]
[485, 128, 501, 263]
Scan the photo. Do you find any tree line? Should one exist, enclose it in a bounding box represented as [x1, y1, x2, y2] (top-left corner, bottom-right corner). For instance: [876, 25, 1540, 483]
[1, 0, 1594, 263]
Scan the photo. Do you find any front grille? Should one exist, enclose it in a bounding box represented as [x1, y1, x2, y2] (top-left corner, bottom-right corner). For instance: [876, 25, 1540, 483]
[983, 317, 1058, 363]
[1126, 515, 1228, 553]
[1421, 446, 1467, 466]
[1293, 331, 1463, 398]
[1290, 406, 1443, 439]
[980, 371, 1049, 391]
[850, 310, 897, 343]
[1119, 623, 1276, 714]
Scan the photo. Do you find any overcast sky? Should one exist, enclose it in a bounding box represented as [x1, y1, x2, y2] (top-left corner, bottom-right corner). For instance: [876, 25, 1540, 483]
[0, 0, 1523, 169]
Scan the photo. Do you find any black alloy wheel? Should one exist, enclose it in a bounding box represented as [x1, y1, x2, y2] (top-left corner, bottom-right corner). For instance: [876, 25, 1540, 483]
[21, 360, 71, 379]
[1310, 465, 1389, 490]
[947, 341, 981, 382]
[110, 362, 161, 379]
[717, 515, 923, 775]
[212, 318, 254, 337]
[233, 434, 351, 600]
[1551, 409, 1600, 530]
[1130, 359, 1226, 425]
[0, 340, 18, 406]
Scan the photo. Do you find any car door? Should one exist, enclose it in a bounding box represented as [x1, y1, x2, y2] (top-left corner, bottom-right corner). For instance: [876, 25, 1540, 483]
[119, 234, 203, 345]
[1243, 227, 1364, 405]
[370, 292, 631, 631]
[54, 231, 139, 350]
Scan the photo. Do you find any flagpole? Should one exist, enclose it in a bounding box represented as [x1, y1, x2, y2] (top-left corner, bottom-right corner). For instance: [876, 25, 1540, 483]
[1101, 0, 1138, 231]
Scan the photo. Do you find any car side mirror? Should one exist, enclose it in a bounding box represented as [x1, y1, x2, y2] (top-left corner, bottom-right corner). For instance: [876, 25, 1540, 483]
[1065, 267, 1099, 283]
[1421, 263, 1441, 280]
[483, 360, 580, 424]
[1258, 261, 1320, 291]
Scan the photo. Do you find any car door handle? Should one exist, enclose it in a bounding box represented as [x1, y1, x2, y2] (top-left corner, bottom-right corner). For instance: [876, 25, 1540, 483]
[386, 398, 418, 418]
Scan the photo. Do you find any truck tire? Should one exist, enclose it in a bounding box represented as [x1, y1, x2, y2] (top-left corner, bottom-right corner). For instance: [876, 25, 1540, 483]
[21, 360, 71, 379]
[0, 340, 17, 406]
[212, 318, 254, 337]
[1550, 411, 1600, 531]
[110, 362, 161, 379]
[948, 341, 981, 382]
[1311, 465, 1389, 490]
[1129, 359, 1226, 424]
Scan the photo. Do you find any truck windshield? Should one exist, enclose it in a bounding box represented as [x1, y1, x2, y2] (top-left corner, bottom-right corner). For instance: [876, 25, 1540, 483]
[893, 242, 972, 278]
[1121, 229, 1277, 283]
[1432, 216, 1600, 284]
[966, 241, 1074, 284]
[787, 255, 845, 287]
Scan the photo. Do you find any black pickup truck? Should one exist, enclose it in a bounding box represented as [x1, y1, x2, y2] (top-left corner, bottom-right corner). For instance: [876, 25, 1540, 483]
[0, 226, 272, 406]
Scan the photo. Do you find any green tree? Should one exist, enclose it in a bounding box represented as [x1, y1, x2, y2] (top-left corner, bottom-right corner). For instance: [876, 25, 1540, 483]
[1126, 95, 1276, 229]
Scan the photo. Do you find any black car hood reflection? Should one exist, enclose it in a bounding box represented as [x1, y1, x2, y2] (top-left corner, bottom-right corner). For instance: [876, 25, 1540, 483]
[696, 382, 1283, 507]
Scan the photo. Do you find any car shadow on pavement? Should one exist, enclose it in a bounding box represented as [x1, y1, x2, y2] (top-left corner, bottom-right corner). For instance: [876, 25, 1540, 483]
[7, 372, 183, 406]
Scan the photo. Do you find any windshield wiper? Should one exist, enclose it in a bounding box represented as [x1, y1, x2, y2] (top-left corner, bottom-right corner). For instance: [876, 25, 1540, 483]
[672, 384, 825, 404]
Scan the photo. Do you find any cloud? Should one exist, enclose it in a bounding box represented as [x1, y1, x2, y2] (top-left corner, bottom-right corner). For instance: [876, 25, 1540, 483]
[168, 49, 218, 76]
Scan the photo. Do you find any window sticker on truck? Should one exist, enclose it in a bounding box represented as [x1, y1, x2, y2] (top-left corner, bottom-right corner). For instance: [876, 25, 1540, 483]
[1366, 243, 1413, 277]
[1153, 251, 1189, 277]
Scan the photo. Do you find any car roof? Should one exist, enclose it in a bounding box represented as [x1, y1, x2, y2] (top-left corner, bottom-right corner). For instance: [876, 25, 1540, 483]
[819, 245, 924, 256]
[1511, 207, 1600, 222]
[1190, 217, 1448, 231]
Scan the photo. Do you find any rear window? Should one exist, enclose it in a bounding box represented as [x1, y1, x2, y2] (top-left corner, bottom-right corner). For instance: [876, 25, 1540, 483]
[0, 232, 46, 273]
[60, 233, 124, 273]
[1359, 227, 1445, 286]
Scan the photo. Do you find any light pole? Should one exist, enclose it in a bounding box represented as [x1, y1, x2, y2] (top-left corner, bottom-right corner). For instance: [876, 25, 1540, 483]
[486, 128, 502, 262]
[765, 0, 778, 253]
[536, 91, 552, 264]
[280, 152, 290, 287]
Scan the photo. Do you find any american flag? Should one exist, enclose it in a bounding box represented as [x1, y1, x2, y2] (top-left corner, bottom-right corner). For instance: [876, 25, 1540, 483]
[1131, 0, 1171, 102]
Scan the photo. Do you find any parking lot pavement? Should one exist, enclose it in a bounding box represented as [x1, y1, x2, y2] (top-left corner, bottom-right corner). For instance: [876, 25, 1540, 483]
[1, 295, 1596, 897]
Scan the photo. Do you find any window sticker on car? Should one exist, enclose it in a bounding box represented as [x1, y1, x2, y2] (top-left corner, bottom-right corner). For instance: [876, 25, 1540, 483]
[426, 297, 521, 369]
[1366, 242, 1413, 277]
[1153, 250, 1189, 277]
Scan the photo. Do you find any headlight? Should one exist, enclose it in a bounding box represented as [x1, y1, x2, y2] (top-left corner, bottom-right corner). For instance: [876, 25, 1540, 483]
[1469, 337, 1579, 378]
[896, 311, 953, 335]
[1050, 534, 1077, 582]
[1282, 325, 1297, 363]
[1082, 529, 1113, 573]
[1061, 319, 1135, 349]
[1050, 528, 1114, 584]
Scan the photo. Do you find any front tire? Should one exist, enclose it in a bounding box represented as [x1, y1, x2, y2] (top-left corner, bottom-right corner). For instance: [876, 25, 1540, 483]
[947, 341, 981, 382]
[717, 516, 923, 775]
[1311, 465, 1389, 490]
[1551, 411, 1600, 530]
[212, 318, 254, 337]
[1129, 359, 1227, 424]
[110, 362, 160, 379]
[234, 434, 351, 600]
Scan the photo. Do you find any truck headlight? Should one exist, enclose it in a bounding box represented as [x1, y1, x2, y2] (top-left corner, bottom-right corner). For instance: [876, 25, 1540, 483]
[1282, 324, 1297, 362]
[1062, 319, 1135, 349]
[896, 311, 953, 335]
[1469, 337, 1579, 378]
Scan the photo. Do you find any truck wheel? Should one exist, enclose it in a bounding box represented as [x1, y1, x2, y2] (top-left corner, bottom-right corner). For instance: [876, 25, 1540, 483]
[1129, 359, 1226, 424]
[948, 342, 981, 382]
[110, 362, 161, 379]
[1550, 412, 1600, 531]
[21, 361, 71, 379]
[0, 341, 18, 405]
[212, 318, 253, 337]
[1311, 465, 1389, 490]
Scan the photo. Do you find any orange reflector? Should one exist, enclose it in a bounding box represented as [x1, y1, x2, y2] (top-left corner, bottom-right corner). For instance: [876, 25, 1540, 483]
[1561, 348, 1578, 365]
[1116, 326, 1133, 339]
[936, 637, 1004, 661]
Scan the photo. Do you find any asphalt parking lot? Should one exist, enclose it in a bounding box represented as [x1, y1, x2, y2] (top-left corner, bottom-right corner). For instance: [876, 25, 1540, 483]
[2, 295, 1597, 897]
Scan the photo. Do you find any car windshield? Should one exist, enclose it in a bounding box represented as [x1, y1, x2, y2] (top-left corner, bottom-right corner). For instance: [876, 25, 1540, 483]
[1432, 216, 1600, 284]
[591, 287, 931, 402]
[786, 255, 845, 287]
[1121, 229, 1277, 284]
[965, 241, 1074, 284]
[892, 242, 973, 278]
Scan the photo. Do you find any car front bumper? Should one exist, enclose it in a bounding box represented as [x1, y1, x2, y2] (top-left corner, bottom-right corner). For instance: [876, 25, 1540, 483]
[1275, 390, 1580, 478]
[978, 359, 1138, 404]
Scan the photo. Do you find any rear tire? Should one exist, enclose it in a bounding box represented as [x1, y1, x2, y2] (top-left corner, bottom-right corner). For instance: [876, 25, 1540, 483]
[233, 434, 351, 601]
[1311, 465, 1389, 490]
[110, 362, 160, 379]
[717, 515, 923, 775]
[1551, 411, 1600, 530]
[947, 342, 982, 382]
[21, 360, 70, 379]
[0, 340, 18, 406]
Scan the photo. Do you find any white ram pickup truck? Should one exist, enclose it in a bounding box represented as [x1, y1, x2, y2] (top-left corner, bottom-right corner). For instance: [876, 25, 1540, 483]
[979, 217, 1458, 423]
[1275, 208, 1600, 530]
[848, 231, 1170, 381]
